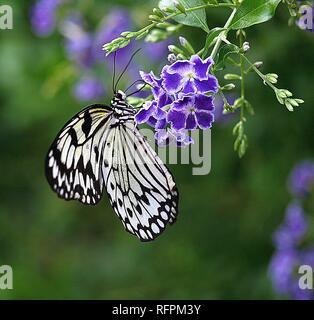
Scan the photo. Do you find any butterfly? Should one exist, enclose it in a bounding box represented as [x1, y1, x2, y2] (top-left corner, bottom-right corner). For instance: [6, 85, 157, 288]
[45, 51, 179, 241]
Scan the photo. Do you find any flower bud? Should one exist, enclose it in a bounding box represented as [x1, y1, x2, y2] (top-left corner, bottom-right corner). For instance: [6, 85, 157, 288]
[242, 41, 250, 52]
[221, 83, 236, 91]
[168, 53, 177, 63]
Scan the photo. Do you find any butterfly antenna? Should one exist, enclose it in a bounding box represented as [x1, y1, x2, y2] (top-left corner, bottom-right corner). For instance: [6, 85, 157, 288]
[114, 48, 142, 92]
[127, 83, 147, 97]
[112, 51, 117, 93]
[125, 79, 146, 94]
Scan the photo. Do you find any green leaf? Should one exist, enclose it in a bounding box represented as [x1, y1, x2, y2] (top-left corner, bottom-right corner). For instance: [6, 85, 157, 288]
[229, 0, 281, 30]
[214, 44, 239, 71]
[159, 0, 210, 33]
[202, 27, 225, 59]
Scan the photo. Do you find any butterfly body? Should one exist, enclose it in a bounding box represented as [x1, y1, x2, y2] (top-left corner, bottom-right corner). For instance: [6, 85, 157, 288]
[45, 90, 179, 241]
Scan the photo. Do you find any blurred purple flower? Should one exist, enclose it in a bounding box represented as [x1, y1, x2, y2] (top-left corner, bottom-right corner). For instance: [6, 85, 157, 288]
[288, 160, 314, 197]
[213, 94, 237, 124]
[269, 159, 314, 300]
[269, 249, 299, 295]
[31, 0, 62, 37]
[61, 14, 95, 68]
[93, 9, 133, 65]
[143, 40, 171, 63]
[273, 201, 307, 250]
[73, 76, 105, 102]
[269, 247, 314, 300]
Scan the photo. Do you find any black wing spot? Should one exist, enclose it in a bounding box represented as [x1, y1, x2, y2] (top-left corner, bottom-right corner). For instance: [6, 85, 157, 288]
[82, 110, 92, 136]
[135, 204, 142, 215]
[127, 208, 133, 218]
[104, 159, 109, 168]
[69, 127, 78, 145]
[94, 146, 99, 161]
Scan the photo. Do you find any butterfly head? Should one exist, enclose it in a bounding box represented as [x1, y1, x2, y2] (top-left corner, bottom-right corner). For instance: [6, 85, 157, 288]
[114, 90, 127, 101]
[111, 90, 136, 117]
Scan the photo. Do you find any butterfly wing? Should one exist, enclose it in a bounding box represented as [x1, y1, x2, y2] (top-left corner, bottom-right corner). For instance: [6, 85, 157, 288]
[102, 121, 179, 241]
[45, 104, 113, 205]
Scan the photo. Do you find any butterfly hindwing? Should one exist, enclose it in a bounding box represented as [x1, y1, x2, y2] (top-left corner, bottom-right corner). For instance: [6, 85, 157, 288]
[102, 122, 179, 241]
[45, 104, 112, 205]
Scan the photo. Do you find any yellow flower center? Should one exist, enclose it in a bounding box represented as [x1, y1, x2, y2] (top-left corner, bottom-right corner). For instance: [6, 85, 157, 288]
[187, 72, 194, 79]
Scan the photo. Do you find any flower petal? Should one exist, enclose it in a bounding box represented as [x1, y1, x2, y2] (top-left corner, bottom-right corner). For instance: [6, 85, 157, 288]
[155, 129, 171, 146]
[139, 70, 159, 87]
[157, 92, 173, 109]
[140, 70, 163, 98]
[182, 79, 197, 95]
[135, 101, 157, 123]
[195, 110, 214, 129]
[194, 94, 214, 112]
[194, 76, 219, 94]
[186, 113, 197, 130]
[161, 66, 184, 94]
[155, 118, 167, 129]
[147, 116, 157, 127]
[169, 129, 194, 147]
[155, 107, 167, 120]
[167, 109, 187, 130]
[167, 60, 194, 76]
[191, 55, 214, 80]
[172, 96, 194, 111]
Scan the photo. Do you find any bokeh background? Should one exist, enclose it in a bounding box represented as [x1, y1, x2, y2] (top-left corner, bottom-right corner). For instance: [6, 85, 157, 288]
[0, 0, 313, 299]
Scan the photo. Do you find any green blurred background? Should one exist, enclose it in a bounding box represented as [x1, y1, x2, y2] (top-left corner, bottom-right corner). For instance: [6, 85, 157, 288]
[0, 0, 313, 299]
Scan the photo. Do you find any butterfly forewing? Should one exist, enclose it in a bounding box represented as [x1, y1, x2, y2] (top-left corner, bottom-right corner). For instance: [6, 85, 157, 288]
[46, 105, 112, 205]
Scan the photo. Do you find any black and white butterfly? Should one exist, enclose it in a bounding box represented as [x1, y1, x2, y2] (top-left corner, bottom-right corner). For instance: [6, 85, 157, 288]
[45, 52, 179, 242]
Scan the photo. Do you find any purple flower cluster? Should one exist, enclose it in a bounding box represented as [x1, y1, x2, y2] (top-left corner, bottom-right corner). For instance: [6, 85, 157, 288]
[269, 160, 314, 300]
[31, 3, 170, 102]
[31, 0, 62, 37]
[135, 55, 218, 146]
[288, 161, 314, 197]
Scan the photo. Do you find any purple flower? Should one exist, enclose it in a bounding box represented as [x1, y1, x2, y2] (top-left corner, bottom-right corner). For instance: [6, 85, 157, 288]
[93, 9, 133, 65]
[61, 14, 95, 68]
[136, 54, 218, 146]
[31, 0, 62, 37]
[273, 201, 307, 250]
[288, 161, 314, 197]
[167, 94, 215, 130]
[154, 129, 193, 147]
[162, 55, 218, 95]
[143, 40, 171, 63]
[269, 249, 299, 295]
[73, 76, 105, 102]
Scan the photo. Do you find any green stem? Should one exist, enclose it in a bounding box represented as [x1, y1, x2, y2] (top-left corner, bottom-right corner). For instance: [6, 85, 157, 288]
[239, 31, 245, 120]
[240, 53, 277, 91]
[209, 8, 237, 59]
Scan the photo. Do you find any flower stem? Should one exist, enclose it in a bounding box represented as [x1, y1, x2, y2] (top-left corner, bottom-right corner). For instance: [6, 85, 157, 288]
[209, 8, 237, 59]
[239, 31, 245, 120]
